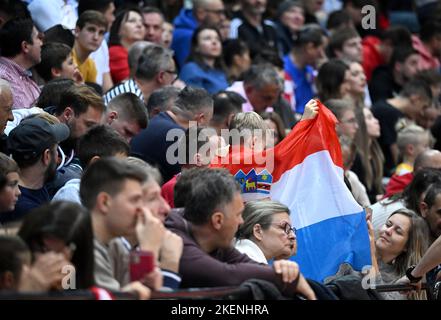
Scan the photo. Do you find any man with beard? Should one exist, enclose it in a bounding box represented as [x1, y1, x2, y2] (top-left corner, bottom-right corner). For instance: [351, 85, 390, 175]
[0, 117, 69, 224]
[369, 46, 421, 104]
[48, 84, 105, 196]
[171, 0, 226, 68]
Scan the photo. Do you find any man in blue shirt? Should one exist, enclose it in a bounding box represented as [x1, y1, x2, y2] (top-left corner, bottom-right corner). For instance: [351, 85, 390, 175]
[284, 24, 326, 114]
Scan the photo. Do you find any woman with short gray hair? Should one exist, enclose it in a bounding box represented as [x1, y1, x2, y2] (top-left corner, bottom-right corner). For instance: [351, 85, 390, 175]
[235, 200, 296, 264]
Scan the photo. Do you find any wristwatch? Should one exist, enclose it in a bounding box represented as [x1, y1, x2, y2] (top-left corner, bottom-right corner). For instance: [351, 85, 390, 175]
[406, 265, 423, 283]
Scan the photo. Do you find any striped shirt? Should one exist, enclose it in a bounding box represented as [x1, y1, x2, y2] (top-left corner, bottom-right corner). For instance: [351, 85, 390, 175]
[0, 57, 41, 109]
[103, 78, 143, 105]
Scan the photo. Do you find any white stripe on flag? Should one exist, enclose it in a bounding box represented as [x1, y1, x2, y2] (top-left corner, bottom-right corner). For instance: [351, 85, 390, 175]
[271, 150, 362, 230]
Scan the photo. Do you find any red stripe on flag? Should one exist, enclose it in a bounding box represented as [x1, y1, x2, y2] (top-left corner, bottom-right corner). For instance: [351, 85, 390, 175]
[210, 100, 343, 184]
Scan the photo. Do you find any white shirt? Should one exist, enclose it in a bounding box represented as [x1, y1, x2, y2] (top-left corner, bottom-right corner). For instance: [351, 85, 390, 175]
[90, 40, 110, 86]
[235, 239, 268, 264]
[28, 0, 78, 32]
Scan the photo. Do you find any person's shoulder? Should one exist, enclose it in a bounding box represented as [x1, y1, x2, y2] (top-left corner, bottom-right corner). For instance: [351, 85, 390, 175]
[180, 62, 201, 73]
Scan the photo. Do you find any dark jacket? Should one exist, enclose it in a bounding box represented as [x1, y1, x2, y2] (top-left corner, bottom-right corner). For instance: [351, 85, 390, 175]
[165, 209, 302, 297]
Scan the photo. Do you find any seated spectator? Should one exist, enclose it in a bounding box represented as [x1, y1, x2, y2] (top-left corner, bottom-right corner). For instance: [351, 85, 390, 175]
[34, 42, 80, 84]
[371, 167, 441, 231]
[171, 0, 226, 68]
[362, 25, 412, 82]
[104, 44, 176, 105]
[161, 127, 219, 208]
[252, 51, 297, 129]
[395, 125, 430, 176]
[328, 28, 362, 64]
[109, 9, 146, 84]
[4, 78, 76, 136]
[369, 46, 420, 104]
[235, 200, 296, 263]
[0, 18, 42, 109]
[229, 0, 279, 59]
[227, 64, 283, 114]
[43, 24, 75, 48]
[18, 201, 95, 289]
[146, 86, 180, 119]
[79, 157, 155, 299]
[52, 124, 130, 204]
[180, 26, 228, 94]
[316, 59, 350, 102]
[0, 153, 20, 214]
[326, 9, 354, 35]
[325, 98, 359, 140]
[72, 11, 108, 84]
[165, 167, 316, 299]
[345, 61, 368, 108]
[141, 7, 164, 45]
[161, 21, 174, 48]
[414, 70, 441, 130]
[273, 1, 305, 55]
[284, 24, 327, 113]
[328, 208, 430, 300]
[222, 39, 251, 84]
[47, 84, 105, 196]
[112, 157, 183, 289]
[0, 0, 30, 29]
[412, 21, 441, 71]
[0, 235, 29, 290]
[339, 135, 370, 207]
[130, 86, 213, 182]
[372, 79, 432, 176]
[104, 93, 148, 143]
[210, 90, 245, 136]
[260, 112, 286, 146]
[78, 0, 116, 92]
[384, 149, 441, 199]
[0, 79, 13, 145]
[371, 209, 429, 298]
[351, 106, 384, 203]
[1, 117, 69, 224]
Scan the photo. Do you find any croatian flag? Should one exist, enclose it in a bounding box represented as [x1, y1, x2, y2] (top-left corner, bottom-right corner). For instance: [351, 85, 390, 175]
[212, 101, 371, 282]
[270, 101, 371, 282]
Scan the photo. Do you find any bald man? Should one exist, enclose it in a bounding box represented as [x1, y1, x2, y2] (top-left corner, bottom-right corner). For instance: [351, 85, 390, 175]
[171, 0, 226, 67]
[0, 79, 13, 136]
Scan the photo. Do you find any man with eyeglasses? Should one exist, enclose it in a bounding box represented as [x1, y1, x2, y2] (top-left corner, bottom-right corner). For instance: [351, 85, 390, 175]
[172, 0, 226, 68]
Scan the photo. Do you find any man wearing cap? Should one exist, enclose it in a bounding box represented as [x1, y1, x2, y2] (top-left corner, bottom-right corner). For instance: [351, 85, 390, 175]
[1, 117, 69, 223]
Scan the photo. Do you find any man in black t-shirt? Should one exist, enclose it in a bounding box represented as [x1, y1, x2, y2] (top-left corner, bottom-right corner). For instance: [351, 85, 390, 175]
[369, 46, 420, 104]
[372, 79, 432, 176]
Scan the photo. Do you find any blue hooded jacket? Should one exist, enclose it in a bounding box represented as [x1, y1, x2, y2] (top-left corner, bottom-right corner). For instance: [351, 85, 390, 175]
[171, 8, 198, 68]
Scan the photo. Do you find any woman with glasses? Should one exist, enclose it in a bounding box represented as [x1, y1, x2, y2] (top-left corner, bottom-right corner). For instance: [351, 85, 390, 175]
[235, 200, 296, 264]
[180, 25, 229, 94]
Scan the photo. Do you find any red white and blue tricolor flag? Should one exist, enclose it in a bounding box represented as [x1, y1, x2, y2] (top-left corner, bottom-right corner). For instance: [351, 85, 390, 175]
[213, 101, 372, 282]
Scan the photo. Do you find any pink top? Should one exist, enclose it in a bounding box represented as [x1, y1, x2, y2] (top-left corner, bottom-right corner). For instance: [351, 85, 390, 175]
[0, 57, 41, 109]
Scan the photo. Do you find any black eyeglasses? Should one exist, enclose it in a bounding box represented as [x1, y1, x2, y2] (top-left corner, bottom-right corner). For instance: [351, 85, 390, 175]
[164, 69, 178, 83]
[271, 222, 296, 236]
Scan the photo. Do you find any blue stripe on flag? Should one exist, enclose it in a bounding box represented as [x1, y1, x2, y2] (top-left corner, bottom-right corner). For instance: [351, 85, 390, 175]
[291, 210, 372, 282]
